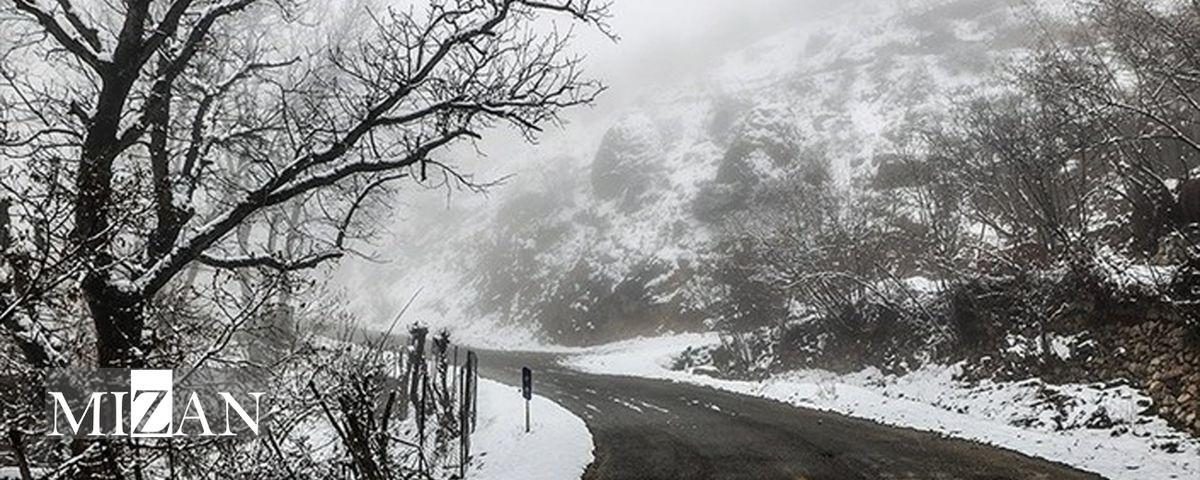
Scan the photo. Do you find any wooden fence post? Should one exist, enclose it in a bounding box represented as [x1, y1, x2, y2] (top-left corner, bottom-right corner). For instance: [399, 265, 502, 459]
[458, 350, 478, 477]
[471, 352, 479, 432]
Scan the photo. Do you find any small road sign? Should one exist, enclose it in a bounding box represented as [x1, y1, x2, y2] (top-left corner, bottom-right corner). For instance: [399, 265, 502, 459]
[522, 366, 532, 432]
[522, 367, 532, 400]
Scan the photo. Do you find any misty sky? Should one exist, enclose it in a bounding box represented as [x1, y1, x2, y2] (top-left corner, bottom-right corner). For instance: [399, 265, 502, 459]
[366, 0, 830, 189]
[572, 0, 822, 102]
[330, 0, 845, 319]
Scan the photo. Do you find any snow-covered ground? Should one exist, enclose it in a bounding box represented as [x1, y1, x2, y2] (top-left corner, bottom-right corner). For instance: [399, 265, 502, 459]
[310, 339, 593, 479]
[468, 378, 594, 480]
[563, 333, 1200, 480]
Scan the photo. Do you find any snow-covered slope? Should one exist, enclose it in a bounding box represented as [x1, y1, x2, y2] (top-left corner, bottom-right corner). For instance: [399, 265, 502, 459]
[336, 0, 1044, 347]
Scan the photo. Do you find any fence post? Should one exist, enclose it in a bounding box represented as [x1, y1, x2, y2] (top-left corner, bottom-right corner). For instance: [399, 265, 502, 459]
[457, 350, 477, 477]
[453, 345, 460, 407]
[459, 354, 466, 478]
[471, 352, 478, 432]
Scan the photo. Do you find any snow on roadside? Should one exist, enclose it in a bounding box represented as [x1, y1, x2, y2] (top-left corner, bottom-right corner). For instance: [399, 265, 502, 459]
[469, 378, 594, 480]
[312, 339, 593, 479]
[563, 333, 1200, 480]
[291, 377, 593, 480]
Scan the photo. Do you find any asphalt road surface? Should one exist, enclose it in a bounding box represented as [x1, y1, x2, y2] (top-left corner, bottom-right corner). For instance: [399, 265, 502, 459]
[476, 349, 1105, 480]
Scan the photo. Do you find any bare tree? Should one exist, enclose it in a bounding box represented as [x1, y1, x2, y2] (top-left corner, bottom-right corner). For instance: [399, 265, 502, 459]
[1019, 0, 1200, 256]
[924, 92, 1102, 262]
[0, 0, 610, 372]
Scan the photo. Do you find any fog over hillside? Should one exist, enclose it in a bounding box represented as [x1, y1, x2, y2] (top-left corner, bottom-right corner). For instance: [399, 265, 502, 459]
[331, 0, 1047, 346]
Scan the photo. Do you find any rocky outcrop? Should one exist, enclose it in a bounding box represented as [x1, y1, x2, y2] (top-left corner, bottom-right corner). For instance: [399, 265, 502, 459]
[590, 114, 662, 206]
[694, 105, 818, 222]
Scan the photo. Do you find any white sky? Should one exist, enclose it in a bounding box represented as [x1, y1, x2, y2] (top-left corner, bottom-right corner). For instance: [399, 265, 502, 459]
[579, 0, 821, 91]
[428, 0, 828, 179]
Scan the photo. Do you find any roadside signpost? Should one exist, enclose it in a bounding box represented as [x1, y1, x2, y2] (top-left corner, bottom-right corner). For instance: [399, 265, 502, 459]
[522, 367, 532, 433]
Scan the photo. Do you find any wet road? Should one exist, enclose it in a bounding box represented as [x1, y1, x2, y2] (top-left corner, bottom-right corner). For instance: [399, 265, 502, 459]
[475, 349, 1104, 480]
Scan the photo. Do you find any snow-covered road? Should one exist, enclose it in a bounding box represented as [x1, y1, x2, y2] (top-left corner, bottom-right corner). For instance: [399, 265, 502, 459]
[561, 334, 1200, 480]
[474, 345, 1107, 480]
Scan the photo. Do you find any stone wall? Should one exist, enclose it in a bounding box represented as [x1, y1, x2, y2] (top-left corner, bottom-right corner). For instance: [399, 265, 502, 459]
[954, 306, 1200, 437]
[1087, 317, 1200, 436]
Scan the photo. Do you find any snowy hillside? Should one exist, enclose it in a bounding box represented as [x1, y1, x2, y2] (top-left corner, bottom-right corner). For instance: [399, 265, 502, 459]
[336, 0, 1045, 347]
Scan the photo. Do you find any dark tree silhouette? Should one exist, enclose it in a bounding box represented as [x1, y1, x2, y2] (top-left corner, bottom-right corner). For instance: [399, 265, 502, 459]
[0, 0, 610, 371]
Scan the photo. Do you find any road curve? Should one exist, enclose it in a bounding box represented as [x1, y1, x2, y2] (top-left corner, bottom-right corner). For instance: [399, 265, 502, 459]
[476, 349, 1105, 480]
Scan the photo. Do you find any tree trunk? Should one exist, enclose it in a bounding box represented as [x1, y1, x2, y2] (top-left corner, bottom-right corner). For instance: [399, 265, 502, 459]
[7, 428, 33, 480]
[84, 275, 145, 368]
[78, 275, 141, 479]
